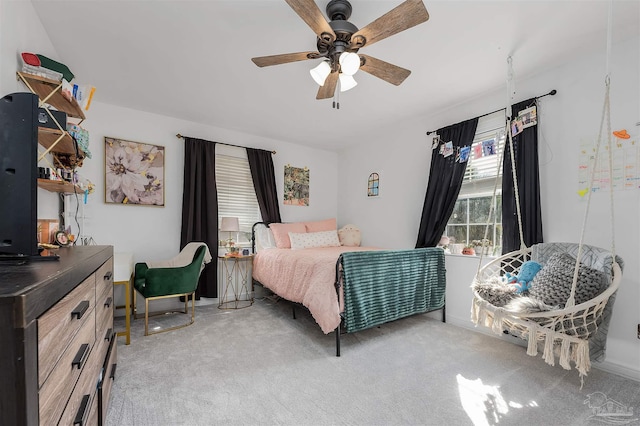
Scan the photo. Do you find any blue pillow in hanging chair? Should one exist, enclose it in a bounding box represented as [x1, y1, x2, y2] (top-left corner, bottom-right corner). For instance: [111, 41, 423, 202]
[505, 261, 543, 294]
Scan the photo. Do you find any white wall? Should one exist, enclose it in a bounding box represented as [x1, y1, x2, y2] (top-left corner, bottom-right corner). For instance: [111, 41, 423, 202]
[1, 1, 338, 313]
[339, 36, 640, 380]
[75, 101, 338, 264]
[1, 0, 61, 219]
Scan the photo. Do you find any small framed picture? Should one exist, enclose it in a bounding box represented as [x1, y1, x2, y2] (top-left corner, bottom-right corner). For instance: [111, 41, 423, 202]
[55, 231, 70, 246]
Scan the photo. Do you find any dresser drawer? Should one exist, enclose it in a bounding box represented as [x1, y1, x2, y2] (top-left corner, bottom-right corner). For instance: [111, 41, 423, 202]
[58, 344, 102, 426]
[38, 273, 96, 386]
[39, 315, 96, 426]
[99, 336, 117, 426]
[96, 258, 114, 303]
[88, 390, 100, 426]
[95, 287, 115, 367]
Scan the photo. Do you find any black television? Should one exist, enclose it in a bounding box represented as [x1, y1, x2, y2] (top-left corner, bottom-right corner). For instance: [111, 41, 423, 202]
[0, 92, 39, 257]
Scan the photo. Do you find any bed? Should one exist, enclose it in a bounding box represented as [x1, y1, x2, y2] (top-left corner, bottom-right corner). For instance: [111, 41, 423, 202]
[251, 221, 447, 355]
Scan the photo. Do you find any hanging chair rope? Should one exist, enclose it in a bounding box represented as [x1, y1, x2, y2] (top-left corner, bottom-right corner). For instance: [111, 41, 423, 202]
[567, 0, 617, 308]
[471, 0, 621, 384]
[506, 111, 527, 251]
[475, 123, 505, 276]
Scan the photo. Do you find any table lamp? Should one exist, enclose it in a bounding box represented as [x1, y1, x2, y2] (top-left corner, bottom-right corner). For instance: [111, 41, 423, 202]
[220, 217, 240, 254]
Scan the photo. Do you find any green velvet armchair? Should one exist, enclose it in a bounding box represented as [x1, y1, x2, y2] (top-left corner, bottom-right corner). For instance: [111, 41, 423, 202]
[133, 244, 208, 336]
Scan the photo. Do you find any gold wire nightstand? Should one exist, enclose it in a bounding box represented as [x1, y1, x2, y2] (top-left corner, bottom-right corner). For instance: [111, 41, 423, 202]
[218, 254, 254, 309]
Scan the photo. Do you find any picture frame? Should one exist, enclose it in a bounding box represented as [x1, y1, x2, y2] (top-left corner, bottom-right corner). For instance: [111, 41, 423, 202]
[104, 137, 165, 206]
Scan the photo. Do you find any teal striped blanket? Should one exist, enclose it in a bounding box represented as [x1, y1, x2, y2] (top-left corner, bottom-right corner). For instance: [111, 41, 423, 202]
[339, 248, 446, 333]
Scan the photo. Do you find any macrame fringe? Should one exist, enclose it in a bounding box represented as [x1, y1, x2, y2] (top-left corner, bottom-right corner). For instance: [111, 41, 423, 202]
[471, 298, 480, 324]
[527, 323, 538, 356]
[559, 338, 572, 370]
[542, 330, 555, 366]
[575, 341, 591, 379]
[491, 308, 505, 334]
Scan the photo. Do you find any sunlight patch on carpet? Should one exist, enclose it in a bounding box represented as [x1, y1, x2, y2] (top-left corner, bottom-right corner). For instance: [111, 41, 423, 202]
[456, 374, 537, 425]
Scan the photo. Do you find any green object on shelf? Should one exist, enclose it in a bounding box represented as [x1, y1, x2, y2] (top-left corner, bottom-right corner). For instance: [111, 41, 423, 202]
[36, 54, 74, 81]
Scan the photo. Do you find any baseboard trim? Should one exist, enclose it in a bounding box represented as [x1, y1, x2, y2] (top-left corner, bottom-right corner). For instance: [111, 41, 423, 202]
[445, 315, 640, 382]
[592, 360, 640, 382]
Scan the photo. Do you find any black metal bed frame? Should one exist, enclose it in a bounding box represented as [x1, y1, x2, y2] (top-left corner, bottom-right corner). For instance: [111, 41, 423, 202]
[251, 221, 446, 357]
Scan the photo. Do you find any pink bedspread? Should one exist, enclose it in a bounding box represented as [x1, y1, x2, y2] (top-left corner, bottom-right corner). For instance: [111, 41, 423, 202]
[252, 246, 377, 334]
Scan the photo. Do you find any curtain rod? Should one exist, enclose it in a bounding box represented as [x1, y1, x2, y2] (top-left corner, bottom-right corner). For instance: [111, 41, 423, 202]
[175, 134, 276, 154]
[425, 89, 557, 135]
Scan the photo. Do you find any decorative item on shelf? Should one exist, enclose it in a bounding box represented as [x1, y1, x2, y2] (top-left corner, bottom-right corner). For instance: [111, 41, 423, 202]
[461, 244, 476, 256]
[471, 239, 493, 256]
[67, 124, 92, 158]
[220, 217, 240, 254]
[54, 230, 70, 246]
[437, 236, 450, 253]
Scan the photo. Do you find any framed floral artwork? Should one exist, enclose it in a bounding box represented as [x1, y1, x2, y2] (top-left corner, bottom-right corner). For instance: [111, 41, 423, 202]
[104, 137, 165, 206]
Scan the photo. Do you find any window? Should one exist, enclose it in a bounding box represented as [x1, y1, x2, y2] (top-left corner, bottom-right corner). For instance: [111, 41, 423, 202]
[216, 145, 261, 245]
[446, 110, 506, 254]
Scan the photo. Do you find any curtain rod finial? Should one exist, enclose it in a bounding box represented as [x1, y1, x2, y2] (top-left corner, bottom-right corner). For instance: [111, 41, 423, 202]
[176, 133, 183, 139]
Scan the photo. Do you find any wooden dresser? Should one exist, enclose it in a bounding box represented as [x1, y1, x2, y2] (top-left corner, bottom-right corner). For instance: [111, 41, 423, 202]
[0, 246, 117, 426]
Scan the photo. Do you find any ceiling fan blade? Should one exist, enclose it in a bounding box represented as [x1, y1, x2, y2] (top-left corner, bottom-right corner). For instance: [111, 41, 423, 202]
[285, 0, 336, 41]
[359, 54, 411, 86]
[251, 52, 319, 67]
[316, 72, 339, 100]
[351, 0, 429, 48]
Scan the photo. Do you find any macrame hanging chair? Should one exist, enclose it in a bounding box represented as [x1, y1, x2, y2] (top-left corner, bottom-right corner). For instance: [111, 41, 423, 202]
[470, 8, 623, 384]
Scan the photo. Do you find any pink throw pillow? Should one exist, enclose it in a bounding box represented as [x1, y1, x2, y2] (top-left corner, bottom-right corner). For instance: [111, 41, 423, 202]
[303, 218, 337, 233]
[270, 222, 306, 248]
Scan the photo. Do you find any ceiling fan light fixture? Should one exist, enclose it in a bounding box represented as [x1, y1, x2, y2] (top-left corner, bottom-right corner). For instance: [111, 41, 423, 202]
[339, 52, 360, 76]
[339, 74, 357, 92]
[310, 61, 331, 86]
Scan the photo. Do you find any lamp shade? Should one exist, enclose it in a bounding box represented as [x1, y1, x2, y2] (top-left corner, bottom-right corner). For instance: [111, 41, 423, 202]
[219, 217, 240, 232]
[339, 74, 357, 92]
[310, 61, 331, 86]
[339, 52, 360, 76]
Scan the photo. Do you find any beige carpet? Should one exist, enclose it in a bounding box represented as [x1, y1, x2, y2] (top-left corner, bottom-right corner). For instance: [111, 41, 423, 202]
[106, 297, 640, 426]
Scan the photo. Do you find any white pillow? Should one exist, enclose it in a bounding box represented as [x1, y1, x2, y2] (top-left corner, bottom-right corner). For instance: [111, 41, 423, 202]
[338, 224, 361, 247]
[288, 230, 341, 250]
[256, 226, 276, 251]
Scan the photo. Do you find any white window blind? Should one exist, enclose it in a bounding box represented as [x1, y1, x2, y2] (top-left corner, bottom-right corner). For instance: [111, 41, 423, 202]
[459, 110, 507, 197]
[215, 146, 261, 241]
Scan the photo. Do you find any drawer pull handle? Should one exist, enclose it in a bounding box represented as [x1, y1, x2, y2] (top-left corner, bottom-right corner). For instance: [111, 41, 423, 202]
[72, 343, 90, 370]
[110, 363, 117, 380]
[105, 328, 113, 342]
[71, 301, 90, 319]
[104, 271, 113, 281]
[104, 296, 113, 308]
[73, 394, 90, 425]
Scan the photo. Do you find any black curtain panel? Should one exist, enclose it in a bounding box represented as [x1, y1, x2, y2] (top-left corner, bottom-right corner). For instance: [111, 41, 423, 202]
[181, 137, 218, 298]
[502, 98, 544, 254]
[416, 117, 479, 248]
[246, 147, 282, 223]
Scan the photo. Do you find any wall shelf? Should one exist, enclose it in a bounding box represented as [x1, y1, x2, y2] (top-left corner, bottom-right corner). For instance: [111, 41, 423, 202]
[37, 179, 83, 194]
[38, 127, 78, 155]
[17, 72, 85, 119]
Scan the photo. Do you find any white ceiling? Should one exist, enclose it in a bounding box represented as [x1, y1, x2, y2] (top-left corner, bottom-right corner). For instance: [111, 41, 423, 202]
[31, 0, 639, 152]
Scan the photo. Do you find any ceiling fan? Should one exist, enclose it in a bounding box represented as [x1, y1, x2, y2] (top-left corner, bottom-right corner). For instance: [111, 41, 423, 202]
[251, 0, 429, 100]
